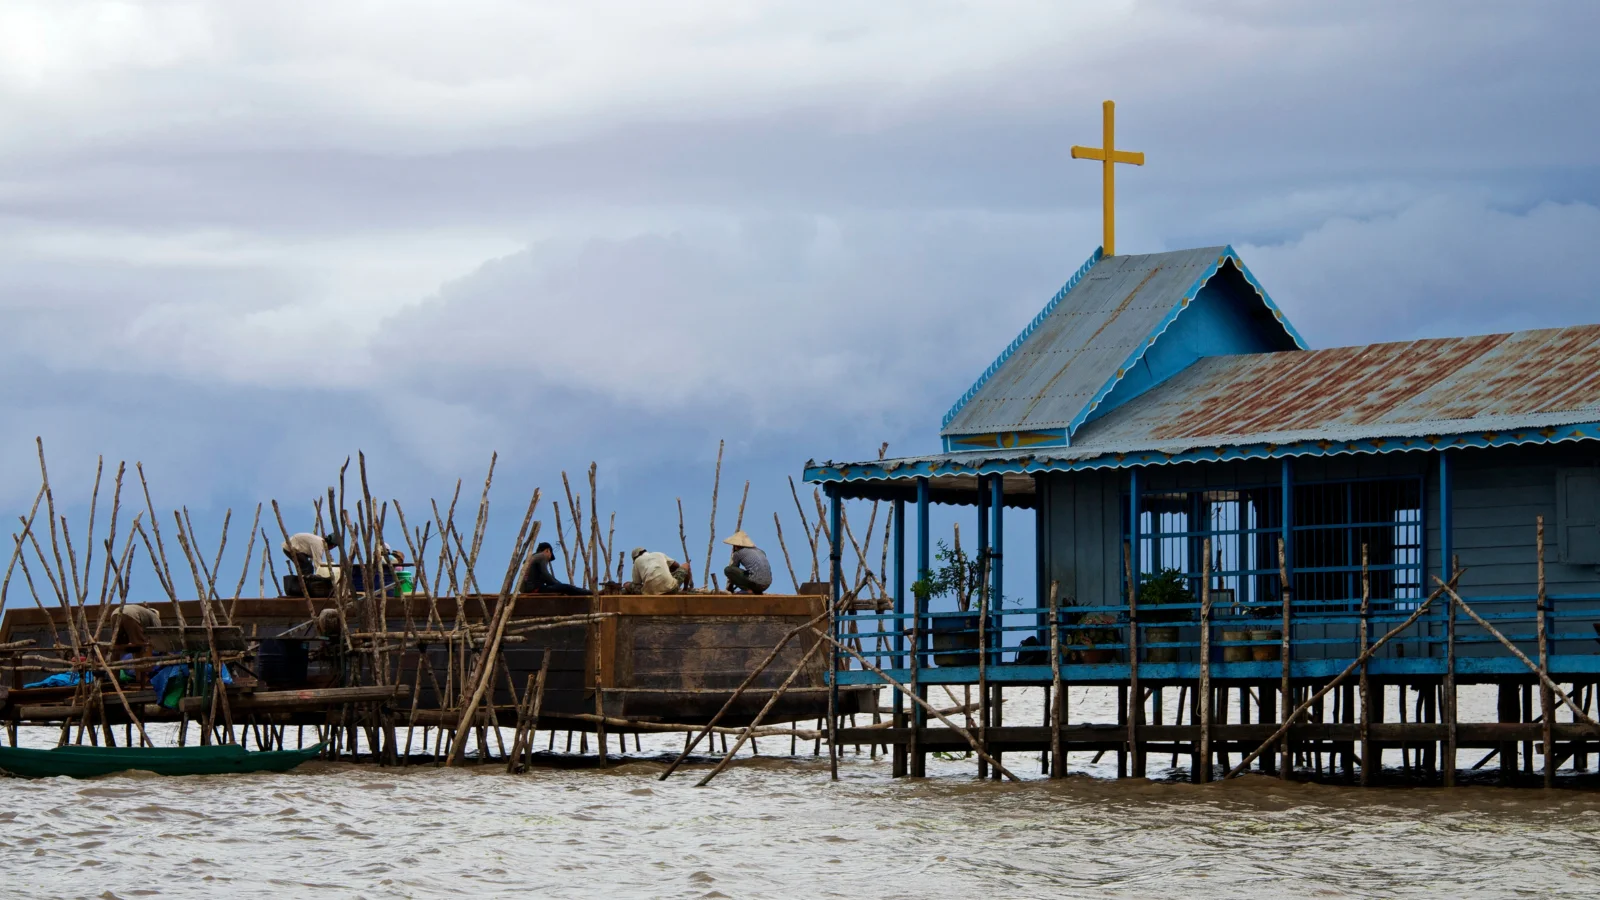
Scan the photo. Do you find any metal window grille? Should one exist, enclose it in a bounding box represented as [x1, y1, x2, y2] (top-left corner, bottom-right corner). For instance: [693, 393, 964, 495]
[1126, 476, 1424, 615]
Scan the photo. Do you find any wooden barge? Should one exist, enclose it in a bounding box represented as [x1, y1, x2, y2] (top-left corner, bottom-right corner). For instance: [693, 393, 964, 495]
[0, 593, 872, 738]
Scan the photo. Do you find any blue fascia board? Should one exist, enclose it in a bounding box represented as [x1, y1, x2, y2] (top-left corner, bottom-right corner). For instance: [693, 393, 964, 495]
[939, 246, 1103, 431]
[1064, 245, 1308, 439]
[804, 421, 1600, 486]
[832, 654, 1600, 686]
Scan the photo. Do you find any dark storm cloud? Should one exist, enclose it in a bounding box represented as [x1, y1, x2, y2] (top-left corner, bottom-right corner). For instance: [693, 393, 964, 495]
[1, 1, 1597, 597]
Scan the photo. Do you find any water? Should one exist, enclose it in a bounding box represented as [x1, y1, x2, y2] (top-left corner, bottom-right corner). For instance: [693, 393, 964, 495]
[6, 689, 1600, 899]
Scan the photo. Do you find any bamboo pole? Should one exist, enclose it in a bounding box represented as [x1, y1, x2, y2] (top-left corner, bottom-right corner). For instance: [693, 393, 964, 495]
[773, 512, 800, 592]
[977, 550, 990, 780]
[1435, 578, 1600, 730]
[676, 499, 693, 588]
[445, 492, 541, 766]
[561, 472, 589, 587]
[1048, 580, 1063, 778]
[788, 476, 819, 582]
[697, 638, 827, 786]
[809, 626, 1020, 781]
[1125, 541, 1140, 778]
[1445, 555, 1458, 786]
[90, 464, 127, 641]
[704, 440, 724, 590]
[508, 651, 551, 773]
[1198, 540, 1212, 783]
[1225, 571, 1459, 779]
[227, 504, 262, 624]
[1538, 516, 1555, 788]
[135, 463, 182, 626]
[659, 602, 839, 780]
[1277, 537, 1291, 780]
[1359, 544, 1372, 786]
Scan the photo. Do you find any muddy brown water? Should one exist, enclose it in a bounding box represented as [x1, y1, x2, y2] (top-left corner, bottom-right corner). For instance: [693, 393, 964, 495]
[5, 688, 1600, 899]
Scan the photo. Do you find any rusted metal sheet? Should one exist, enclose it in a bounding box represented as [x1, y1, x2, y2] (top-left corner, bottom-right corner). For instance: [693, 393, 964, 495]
[806, 324, 1600, 494]
[941, 247, 1232, 436]
[1088, 324, 1600, 445]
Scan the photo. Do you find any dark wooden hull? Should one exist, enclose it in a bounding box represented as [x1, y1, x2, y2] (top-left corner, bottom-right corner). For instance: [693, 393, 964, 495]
[1, 594, 867, 729]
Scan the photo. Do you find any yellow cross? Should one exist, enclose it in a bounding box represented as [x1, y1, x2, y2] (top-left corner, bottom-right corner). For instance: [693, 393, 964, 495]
[1070, 100, 1144, 257]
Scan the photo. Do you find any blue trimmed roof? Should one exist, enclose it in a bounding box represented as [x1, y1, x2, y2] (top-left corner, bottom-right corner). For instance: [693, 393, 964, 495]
[810, 324, 1600, 490]
[940, 246, 1305, 440]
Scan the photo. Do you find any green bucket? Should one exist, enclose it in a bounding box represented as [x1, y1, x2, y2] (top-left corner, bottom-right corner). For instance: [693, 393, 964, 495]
[396, 569, 415, 595]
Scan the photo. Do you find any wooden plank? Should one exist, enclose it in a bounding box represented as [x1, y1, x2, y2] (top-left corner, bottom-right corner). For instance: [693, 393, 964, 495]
[177, 684, 409, 714]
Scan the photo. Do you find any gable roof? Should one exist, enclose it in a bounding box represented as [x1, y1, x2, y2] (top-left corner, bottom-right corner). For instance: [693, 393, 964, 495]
[806, 324, 1600, 500]
[939, 245, 1305, 440]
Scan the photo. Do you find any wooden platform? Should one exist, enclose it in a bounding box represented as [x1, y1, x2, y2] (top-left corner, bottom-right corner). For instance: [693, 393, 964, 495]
[0, 593, 868, 729]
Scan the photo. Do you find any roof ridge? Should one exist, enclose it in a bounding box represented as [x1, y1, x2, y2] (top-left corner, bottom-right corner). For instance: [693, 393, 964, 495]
[939, 246, 1103, 429]
[1063, 246, 1308, 437]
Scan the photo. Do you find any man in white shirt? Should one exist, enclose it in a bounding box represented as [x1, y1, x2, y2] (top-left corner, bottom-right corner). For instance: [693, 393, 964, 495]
[282, 531, 343, 585]
[629, 547, 690, 594]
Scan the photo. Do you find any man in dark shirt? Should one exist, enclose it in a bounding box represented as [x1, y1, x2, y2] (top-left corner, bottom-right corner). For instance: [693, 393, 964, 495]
[521, 542, 588, 595]
[722, 530, 773, 594]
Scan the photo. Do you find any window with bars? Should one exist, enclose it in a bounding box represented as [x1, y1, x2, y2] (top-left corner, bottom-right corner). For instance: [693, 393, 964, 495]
[1127, 476, 1424, 614]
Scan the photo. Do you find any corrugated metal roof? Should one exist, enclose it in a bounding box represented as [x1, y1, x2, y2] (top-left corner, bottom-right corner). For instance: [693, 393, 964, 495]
[939, 246, 1303, 439]
[1080, 324, 1600, 449]
[809, 324, 1600, 486]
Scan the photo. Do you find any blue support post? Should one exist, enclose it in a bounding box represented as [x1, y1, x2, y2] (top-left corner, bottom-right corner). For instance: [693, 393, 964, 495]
[892, 496, 907, 778]
[1034, 474, 1047, 636]
[1440, 449, 1454, 659]
[913, 477, 930, 777]
[894, 499, 906, 669]
[1280, 458, 1293, 590]
[827, 486, 842, 780]
[990, 474, 1004, 615]
[977, 474, 991, 661]
[1128, 468, 1140, 597]
[1439, 450, 1453, 578]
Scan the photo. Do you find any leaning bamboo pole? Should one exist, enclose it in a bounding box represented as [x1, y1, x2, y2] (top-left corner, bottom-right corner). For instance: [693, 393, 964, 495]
[1437, 578, 1600, 731]
[659, 601, 840, 781]
[1225, 570, 1462, 779]
[697, 637, 827, 786]
[810, 626, 1020, 781]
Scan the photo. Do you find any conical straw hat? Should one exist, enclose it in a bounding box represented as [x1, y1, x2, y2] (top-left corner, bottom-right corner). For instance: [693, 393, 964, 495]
[722, 530, 756, 549]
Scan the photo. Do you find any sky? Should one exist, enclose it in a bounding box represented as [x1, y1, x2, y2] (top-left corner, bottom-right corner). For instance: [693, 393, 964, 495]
[1, 1, 1597, 607]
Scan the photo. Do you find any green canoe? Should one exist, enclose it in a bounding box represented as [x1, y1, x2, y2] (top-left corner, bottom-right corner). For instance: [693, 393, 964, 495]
[0, 742, 325, 779]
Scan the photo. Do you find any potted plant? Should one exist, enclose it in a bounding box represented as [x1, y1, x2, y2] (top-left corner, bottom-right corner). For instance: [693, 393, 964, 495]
[1067, 611, 1121, 664]
[912, 540, 989, 667]
[1139, 568, 1194, 663]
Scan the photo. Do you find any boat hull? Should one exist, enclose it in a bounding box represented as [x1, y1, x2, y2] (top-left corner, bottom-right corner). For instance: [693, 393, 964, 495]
[0, 743, 325, 779]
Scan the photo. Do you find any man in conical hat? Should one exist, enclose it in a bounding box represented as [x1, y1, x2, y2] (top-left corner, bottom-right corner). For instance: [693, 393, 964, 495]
[722, 530, 772, 595]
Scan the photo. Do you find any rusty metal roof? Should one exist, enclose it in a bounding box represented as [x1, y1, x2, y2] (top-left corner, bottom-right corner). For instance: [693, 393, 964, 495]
[1076, 324, 1600, 450]
[807, 324, 1600, 493]
[939, 245, 1303, 439]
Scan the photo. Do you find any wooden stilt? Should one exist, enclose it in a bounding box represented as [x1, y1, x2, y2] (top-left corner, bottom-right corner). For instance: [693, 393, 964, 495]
[1048, 581, 1063, 778]
[1538, 516, 1555, 788]
[1197, 541, 1212, 784]
[1445, 557, 1458, 787]
[1359, 545, 1372, 786]
[1277, 538, 1291, 781]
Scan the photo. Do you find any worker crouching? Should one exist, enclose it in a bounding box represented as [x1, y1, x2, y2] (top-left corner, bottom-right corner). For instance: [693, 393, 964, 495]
[722, 530, 772, 595]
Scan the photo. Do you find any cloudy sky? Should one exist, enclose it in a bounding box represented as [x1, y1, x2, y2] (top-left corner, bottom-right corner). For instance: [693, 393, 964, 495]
[1, 1, 1596, 602]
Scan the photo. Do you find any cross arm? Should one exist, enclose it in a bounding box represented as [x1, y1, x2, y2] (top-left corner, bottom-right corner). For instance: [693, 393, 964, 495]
[1070, 146, 1144, 165]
